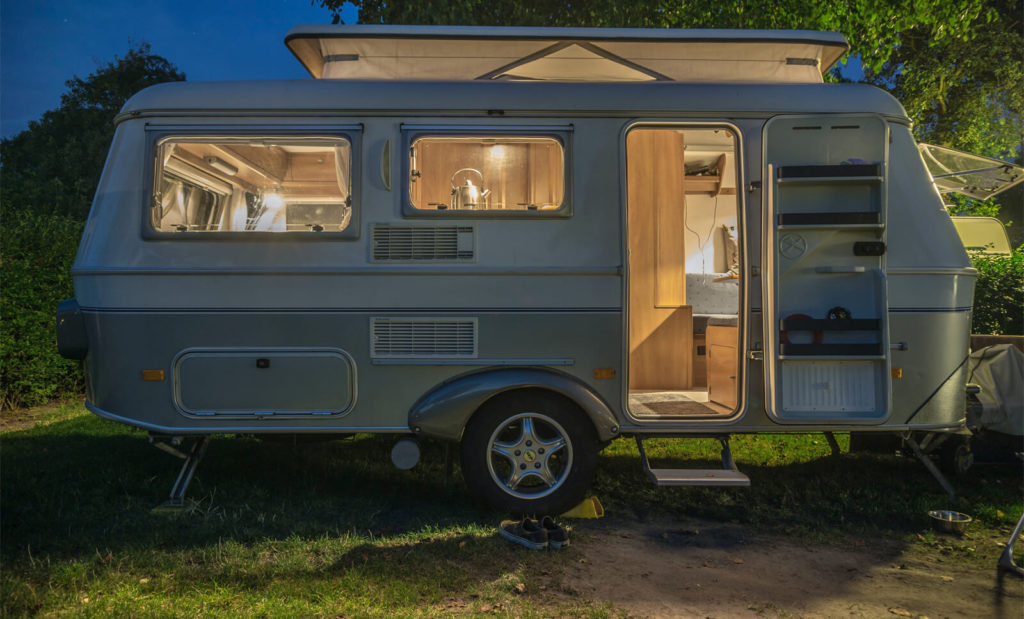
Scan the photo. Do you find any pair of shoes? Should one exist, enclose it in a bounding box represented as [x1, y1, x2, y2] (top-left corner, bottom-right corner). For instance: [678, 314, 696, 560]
[540, 516, 569, 550]
[498, 517, 570, 550]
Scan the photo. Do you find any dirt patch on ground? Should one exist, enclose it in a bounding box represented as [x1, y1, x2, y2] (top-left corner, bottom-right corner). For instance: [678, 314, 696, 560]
[562, 516, 1023, 618]
[0, 402, 70, 433]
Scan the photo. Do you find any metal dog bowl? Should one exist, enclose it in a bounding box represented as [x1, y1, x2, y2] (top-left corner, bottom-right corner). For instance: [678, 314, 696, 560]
[928, 510, 972, 534]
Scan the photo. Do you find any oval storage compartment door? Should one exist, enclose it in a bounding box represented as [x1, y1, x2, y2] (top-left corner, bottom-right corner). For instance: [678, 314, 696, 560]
[174, 349, 355, 416]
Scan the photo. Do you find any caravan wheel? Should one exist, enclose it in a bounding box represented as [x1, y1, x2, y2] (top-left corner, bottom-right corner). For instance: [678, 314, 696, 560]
[461, 391, 598, 515]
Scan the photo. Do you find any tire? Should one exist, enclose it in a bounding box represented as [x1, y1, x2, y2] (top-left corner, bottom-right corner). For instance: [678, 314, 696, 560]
[940, 439, 974, 476]
[848, 431, 900, 454]
[461, 390, 598, 516]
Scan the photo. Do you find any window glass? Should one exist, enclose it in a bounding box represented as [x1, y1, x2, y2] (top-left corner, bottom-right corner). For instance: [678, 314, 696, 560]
[153, 137, 352, 233]
[409, 136, 564, 211]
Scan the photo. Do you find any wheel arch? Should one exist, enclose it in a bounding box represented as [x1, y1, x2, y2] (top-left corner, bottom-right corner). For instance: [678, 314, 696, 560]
[408, 367, 621, 442]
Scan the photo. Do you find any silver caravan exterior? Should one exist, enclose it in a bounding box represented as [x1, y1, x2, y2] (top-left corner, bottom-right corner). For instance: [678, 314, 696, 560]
[58, 26, 975, 513]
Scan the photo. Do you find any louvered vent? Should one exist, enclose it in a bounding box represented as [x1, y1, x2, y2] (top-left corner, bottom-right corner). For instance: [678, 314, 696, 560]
[372, 225, 475, 261]
[371, 318, 478, 358]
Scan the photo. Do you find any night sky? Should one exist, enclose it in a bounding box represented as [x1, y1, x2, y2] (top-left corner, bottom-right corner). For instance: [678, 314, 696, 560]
[1, 0, 358, 137]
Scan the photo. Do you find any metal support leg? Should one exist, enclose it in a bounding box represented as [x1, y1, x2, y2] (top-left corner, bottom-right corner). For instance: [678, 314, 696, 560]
[902, 433, 957, 501]
[998, 510, 1024, 577]
[443, 442, 453, 485]
[719, 437, 738, 471]
[824, 432, 841, 457]
[165, 436, 210, 508]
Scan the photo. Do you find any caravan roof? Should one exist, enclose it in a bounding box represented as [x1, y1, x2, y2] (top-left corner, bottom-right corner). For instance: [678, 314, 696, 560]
[285, 25, 849, 83]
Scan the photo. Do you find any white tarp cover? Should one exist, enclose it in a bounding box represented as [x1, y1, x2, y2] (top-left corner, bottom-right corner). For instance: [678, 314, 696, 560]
[286, 25, 848, 84]
[967, 345, 1024, 436]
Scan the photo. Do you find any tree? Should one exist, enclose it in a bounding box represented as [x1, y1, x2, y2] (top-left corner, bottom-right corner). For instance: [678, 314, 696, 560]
[320, 0, 1020, 230]
[318, 0, 990, 74]
[863, 0, 1022, 226]
[0, 43, 185, 221]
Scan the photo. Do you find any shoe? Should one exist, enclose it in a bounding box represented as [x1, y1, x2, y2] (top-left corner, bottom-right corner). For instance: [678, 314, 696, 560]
[540, 516, 569, 550]
[499, 518, 548, 550]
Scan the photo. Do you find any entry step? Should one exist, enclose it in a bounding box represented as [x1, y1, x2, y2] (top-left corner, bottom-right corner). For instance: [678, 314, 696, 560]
[646, 468, 751, 487]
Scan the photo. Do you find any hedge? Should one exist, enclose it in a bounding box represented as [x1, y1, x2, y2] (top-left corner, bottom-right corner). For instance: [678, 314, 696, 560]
[1, 210, 84, 408]
[970, 247, 1024, 336]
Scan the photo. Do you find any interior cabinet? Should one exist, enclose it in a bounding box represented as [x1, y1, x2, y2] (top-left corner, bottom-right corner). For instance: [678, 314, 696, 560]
[707, 325, 738, 408]
[626, 129, 692, 389]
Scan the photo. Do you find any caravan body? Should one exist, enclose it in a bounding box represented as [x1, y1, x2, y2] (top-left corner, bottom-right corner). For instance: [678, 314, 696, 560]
[58, 26, 975, 513]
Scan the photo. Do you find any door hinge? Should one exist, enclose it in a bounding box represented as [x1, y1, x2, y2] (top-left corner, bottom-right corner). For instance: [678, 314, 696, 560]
[748, 350, 764, 361]
[748, 180, 762, 193]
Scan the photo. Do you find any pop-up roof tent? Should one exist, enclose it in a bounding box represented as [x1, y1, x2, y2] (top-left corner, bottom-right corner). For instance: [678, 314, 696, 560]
[285, 25, 849, 83]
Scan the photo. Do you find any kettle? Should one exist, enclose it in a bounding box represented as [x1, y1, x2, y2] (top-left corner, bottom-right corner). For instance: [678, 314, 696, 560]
[450, 168, 491, 210]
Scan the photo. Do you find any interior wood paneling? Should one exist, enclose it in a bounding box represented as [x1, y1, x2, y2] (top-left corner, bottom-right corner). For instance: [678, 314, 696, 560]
[627, 128, 692, 389]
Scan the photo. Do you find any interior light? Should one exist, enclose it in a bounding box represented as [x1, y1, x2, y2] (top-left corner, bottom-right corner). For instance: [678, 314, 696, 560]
[489, 144, 505, 159]
[204, 156, 238, 176]
[263, 193, 284, 210]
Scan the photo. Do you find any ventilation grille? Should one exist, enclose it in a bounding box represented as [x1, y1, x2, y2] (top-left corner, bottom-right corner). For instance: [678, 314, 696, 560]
[371, 318, 478, 358]
[781, 360, 876, 413]
[372, 225, 475, 261]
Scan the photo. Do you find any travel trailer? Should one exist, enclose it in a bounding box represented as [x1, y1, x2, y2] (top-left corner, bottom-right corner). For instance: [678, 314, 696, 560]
[58, 26, 985, 514]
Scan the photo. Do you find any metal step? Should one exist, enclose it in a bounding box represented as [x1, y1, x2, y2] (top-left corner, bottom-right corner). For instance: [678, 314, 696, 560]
[646, 468, 750, 487]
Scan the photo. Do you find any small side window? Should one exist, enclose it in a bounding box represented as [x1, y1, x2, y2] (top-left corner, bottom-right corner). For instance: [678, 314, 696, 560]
[408, 135, 565, 212]
[152, 136, 353, 234]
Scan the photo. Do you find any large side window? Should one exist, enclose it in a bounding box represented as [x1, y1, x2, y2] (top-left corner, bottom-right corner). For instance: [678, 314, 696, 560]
[151, 136, 353, 234]
[408, 135, 565, 212]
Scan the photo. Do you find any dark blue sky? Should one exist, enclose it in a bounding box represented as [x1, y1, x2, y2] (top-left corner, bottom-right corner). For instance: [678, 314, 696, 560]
[1, 1, 358, 137]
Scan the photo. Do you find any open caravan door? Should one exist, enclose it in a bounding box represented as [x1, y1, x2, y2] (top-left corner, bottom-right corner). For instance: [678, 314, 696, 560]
[762, 115, 892, 423]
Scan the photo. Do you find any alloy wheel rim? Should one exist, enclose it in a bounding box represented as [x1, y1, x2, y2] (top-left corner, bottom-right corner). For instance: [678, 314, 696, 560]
[486, 412, 573, 500]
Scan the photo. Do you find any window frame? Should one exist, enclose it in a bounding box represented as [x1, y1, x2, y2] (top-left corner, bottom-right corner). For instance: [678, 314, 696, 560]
[400, 125, 573, 219]
[143, 128, 362, 241]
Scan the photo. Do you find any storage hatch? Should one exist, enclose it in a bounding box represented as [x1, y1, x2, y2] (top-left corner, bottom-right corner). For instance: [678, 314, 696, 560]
[174, 348, 355, 417]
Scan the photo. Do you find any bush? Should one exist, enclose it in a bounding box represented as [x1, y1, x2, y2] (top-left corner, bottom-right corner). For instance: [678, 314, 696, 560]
[0, 210, 84, 409]
[970, 247, 1024, 335]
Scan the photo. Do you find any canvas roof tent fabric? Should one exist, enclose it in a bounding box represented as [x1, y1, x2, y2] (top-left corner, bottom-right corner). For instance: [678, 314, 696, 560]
[285, 25, 849, 84]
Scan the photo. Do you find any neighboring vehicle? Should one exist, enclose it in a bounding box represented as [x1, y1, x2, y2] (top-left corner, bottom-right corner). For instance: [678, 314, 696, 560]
[57, 26, 984, 513]
[950, 217, 1012, 255]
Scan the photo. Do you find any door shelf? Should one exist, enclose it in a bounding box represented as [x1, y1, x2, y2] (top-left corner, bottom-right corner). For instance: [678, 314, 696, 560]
[780, 318, 881, 331]
[778, 355, 888, 361]
[777, 223, 885, 231]
[777, 212, 880, 226]
[780, 343, 883, 356]
[778, 175, 883, 184]
[777, 163, 882, 181]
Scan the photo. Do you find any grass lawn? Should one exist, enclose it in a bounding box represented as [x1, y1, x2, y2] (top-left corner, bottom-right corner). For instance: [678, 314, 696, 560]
[2, 403, 1021, 616]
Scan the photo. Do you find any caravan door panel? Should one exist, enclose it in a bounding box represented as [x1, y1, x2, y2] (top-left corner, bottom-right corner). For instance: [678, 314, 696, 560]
[762, 115, 892, 423]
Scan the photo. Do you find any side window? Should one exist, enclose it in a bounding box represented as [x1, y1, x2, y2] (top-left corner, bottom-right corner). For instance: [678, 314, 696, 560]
[152, 136, 353, 234]
[408, 135, 565, 212]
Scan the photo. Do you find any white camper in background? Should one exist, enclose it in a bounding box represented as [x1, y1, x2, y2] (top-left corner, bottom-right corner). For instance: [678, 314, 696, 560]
[58, 26, 983, 513]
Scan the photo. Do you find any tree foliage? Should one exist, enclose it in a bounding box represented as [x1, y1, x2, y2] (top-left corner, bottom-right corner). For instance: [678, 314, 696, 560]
[319, 0, 990, 73]
[0, 44, 183, 409]
[0, 43, 184, 221]
[321, 0, 1021, 224]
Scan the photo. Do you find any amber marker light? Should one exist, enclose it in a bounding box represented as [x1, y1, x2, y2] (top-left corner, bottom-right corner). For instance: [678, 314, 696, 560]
[891, 368, 903, 379]
[141, 370, 165, 381]
[593, 368, 616, 380]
